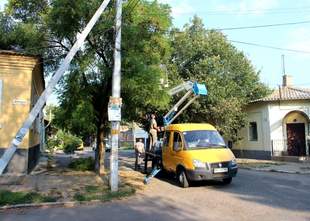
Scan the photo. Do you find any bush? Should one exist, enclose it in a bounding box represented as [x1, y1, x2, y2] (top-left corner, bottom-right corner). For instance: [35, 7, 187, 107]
[68, 157, 95, 171]
[47, 130, 82, 154]
[63, 134, 83, 154]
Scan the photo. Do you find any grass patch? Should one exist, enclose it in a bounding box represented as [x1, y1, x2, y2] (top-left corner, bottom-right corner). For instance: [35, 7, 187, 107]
[0, 190, 57, 206]
[73, 185, 135, 202]
[68, 157, 95, 171]
[120, 141, 134, 150]
[120, 146, 134, 150]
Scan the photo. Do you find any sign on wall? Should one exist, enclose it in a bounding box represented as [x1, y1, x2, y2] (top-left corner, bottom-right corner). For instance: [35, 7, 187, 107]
[12, 99, 29, 105]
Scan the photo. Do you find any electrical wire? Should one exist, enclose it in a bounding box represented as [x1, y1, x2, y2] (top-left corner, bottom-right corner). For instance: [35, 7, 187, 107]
[230, 40, 310, 54]
[215, 20, 310, 31]
[191, 6, 310, 14]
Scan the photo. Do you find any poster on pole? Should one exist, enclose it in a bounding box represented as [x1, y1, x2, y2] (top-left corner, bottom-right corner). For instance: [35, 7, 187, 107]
[108, 97, 122, 121]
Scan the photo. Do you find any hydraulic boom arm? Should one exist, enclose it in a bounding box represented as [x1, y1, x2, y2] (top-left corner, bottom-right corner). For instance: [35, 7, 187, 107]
[163, 81, 207, 126]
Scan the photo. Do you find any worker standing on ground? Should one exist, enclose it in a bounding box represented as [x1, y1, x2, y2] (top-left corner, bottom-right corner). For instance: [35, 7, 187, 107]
[134, 139, 145, 170]
[149, 113, 159, 151]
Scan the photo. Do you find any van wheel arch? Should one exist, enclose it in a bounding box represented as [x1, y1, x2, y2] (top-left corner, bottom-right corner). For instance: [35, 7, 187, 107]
[176, 165, 189, 188]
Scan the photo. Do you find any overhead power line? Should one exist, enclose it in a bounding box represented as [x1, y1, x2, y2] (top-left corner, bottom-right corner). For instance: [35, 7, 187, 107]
[189, 6, 310, 14]
[230, 40, 310, 54]
[215, 20, 310, 31]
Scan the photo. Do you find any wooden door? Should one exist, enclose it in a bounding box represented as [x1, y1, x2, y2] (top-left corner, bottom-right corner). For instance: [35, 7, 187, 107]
[287, 123, 306, 156]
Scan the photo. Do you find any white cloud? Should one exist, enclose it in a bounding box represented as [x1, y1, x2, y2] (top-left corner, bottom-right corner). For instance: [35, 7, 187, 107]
[217, 0, 279, 16]
[158, 0, 194, 18]
[171, 1, 194, 17]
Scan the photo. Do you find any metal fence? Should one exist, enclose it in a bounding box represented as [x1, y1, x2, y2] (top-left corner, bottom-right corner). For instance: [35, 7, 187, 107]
[271, 139, 288, 156]
[271, 139, 310, 156]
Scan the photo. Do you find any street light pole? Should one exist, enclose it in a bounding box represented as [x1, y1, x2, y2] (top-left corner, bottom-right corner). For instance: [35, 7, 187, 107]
[109, 0, 123, 192]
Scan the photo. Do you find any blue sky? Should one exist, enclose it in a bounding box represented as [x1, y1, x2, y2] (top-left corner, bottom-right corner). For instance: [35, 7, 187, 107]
[160, 0, 310, 88]
[1, 0, 310, 90]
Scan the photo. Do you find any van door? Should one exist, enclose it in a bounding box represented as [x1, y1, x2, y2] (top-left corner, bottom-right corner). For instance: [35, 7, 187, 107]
[171, 131, 184, 172]
[162, 131, 172, 171]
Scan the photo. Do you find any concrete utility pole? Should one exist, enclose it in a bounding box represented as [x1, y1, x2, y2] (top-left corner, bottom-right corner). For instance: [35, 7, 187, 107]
[0, 0, 111, 175]
[281, 54, 286, 76]
[109, 0, 123, 192]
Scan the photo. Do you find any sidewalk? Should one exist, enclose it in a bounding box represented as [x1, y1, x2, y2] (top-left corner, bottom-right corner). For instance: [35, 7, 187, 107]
[237, 158, 310, 174]
[0, 150, 144, 209]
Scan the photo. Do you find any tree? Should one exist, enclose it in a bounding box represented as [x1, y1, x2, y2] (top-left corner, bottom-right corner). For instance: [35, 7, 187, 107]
[2, 0, 172, 173]
[169, 16, 269, 141]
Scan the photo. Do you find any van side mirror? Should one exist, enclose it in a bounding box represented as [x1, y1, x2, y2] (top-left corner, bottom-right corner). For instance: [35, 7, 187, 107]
[228, 141, 233, 149]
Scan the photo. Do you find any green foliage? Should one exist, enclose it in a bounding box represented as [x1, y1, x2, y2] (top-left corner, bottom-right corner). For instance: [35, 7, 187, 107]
[47, 130, 82, 154]
[0, 190, 56, 206]
[0, 8, 47, 53]
[53, 98, 97, 142]
[6, 0, 48, 22]
[0, 0, 171, 145]
[1, 0, 173, 171]
[63, 133, 83, 154]
[170, 16, 270, 141]
[68, 157, 95, 171]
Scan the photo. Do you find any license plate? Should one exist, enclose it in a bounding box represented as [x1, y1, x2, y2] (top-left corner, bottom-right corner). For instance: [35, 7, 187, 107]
[213, 168, 228, 173]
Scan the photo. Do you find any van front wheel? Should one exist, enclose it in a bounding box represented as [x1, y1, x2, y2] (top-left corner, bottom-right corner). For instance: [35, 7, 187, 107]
[177, 169, 189, 188]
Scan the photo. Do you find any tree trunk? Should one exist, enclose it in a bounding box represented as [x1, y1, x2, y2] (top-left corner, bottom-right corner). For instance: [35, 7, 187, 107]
[95, 122, 105, 175]
[93, 76, 112, 175]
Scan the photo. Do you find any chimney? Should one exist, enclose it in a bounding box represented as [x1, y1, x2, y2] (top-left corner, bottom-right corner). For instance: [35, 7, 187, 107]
[282, 75, 293, 87]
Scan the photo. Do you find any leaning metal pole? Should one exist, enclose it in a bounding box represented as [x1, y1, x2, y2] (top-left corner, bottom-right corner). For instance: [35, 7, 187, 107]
[0, 0, 111, 175]
[109, 0, 123, 192]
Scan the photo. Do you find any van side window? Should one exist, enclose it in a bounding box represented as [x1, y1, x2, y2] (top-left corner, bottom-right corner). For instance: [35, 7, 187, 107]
[163, 131, 170, 148]
[173, 132, 182, 151]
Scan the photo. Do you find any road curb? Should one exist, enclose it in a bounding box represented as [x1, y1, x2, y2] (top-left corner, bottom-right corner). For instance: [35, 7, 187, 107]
[0, 200, 103, 211]
[240, 167, 310, 174]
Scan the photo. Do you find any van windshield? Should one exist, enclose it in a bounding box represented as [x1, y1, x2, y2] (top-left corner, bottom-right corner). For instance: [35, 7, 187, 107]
[183, 130, 226, 150]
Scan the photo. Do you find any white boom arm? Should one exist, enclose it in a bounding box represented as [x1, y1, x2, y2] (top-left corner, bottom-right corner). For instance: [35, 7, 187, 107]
[163, 81, 207, 126]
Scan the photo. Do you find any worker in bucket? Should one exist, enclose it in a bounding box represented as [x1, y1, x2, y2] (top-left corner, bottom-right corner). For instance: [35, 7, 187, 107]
[149, 113, 159, 151]
[134, 139, 145, 170]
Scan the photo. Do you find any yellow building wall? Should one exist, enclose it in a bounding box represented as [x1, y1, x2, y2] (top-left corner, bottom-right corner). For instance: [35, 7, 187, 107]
[0, 53, 41, 149]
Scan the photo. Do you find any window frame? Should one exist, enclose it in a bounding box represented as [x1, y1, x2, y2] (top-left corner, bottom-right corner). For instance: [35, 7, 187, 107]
[249, 121, 258, 141]
[173, 131, 183, 152]
[163, 131, 171, 150]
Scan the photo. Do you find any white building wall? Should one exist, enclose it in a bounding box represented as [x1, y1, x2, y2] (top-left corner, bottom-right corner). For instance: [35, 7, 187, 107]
[235, 103, 270, 152]
[268, 101, 310, 153]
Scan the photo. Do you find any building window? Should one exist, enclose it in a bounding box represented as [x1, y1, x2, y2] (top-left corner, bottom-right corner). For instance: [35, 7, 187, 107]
[249, 122, 258, 141]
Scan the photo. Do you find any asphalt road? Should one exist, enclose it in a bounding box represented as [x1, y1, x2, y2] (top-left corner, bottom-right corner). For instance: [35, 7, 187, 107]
[1, 151, 310, 221]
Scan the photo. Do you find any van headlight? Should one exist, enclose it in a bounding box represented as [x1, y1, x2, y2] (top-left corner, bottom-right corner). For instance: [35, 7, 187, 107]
[231, 158, 237, 166]
[193, 159, 206, 169]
